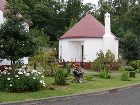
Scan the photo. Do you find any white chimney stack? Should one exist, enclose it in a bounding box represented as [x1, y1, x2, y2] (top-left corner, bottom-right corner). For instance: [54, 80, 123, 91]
[105, 12, 111, 35]
[0, 10, 4, 25]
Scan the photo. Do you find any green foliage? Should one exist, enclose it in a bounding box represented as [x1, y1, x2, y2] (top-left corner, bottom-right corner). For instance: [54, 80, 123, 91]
[129, 71, 136, 78]
[43, 63, 58, 77]
[29, 28, 49, 48]
[121, 33, 140, 61]
[121, 71, 130, 81]
[122, 66, 136, 78]
[29, 50, 57, 69]
[128, 60, 140, 70]
[0, 18, 37, 70]
[125, 66, 135, 71]
[54, 68, 67, 85]
[99, 69, 111, 79]
[0, 68, 45, 92]
[65, 63, 71, 76]
[65, 18, 78, 32]
[91, 50, 121, 71]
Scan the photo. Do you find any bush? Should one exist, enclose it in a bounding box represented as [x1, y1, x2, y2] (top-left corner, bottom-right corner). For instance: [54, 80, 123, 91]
[128, 60, 140, 70]
[124, 66, 136, 78]
[0, 67, 45, 92]
[129, 71, 136, 78]
[65, 63, 71, 76]
[54, 68, 67, 85]
[43, 63, 58, 77]
[91, 50, 121, 71]
[99, 69, 111, 79]
[125, 66, 134, 71]
[121, 71, 130, 81]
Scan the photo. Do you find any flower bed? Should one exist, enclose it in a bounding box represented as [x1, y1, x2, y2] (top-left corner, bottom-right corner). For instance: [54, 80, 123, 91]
[0, 67, 45, 92]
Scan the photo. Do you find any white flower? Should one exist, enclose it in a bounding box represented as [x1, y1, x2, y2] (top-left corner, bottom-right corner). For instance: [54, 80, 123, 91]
[15, 75, 19, 77]
[18, 78, 20, 79]
[10, 84, 12, 87]
[3, 70, 7, 74]
[5, 67, 8, 70]
[18, 71, 23, 74]
[7, 72, 11, 75]
[25, 73, 30, 76]
[22, 65, 25, 68]
[7, 78, 10, 80]
[40, 80, 43, 83]
[38, 72, 41, 75]
[43, 82, 46, 87]
[9, 67, 12, 70]
[41, 75, 44, 78]
[33, 77, 36, 79]
[31, 70, 37, 74]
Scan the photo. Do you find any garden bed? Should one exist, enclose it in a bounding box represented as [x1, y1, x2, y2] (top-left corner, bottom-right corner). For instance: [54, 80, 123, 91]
[0, 72, 140, 103]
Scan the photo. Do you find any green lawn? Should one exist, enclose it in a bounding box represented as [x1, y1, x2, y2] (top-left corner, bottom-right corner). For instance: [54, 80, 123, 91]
[0, 71, 140, 103]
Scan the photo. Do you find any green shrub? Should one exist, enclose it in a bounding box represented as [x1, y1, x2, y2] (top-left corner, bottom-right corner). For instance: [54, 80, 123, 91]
[99, 69, 111, 79]
[121, 71, 130, 81]
[43, 63, 58, 77]
[125, 66, 134, 71]
[118, 66, 126, 71]
[128, 60, 139, 70]
[65, 63, 71, 76]
[91, 50, 121, 71]
[136, 67, 140, 73]
[54, 68, 67, 85]
[129, 71, 136, 78]
[0, 68, 45, 92]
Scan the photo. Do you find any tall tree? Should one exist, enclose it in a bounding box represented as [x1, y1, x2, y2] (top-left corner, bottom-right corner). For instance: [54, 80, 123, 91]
[120, 32, 140, 61]
[65, 0, 83, 27]
[0, 18, 37, 70]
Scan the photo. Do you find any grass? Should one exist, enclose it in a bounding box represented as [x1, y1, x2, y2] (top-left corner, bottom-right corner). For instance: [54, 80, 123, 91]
[1, 71, 140, 103]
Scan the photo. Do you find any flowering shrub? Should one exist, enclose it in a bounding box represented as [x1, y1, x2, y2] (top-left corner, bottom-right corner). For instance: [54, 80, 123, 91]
[72, 63, 84, 83]
[43, 62, 58, 77]
[91, 50, 121, 71]
[0, 66, 45, 92]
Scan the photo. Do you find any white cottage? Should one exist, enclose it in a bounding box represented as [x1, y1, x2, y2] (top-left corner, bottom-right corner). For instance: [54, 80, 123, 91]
[0, 0, 29, 66]
[59, 13, 119, 64]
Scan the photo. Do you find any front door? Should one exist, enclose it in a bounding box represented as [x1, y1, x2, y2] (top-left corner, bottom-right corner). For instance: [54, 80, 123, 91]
[81, 45, 84, 67]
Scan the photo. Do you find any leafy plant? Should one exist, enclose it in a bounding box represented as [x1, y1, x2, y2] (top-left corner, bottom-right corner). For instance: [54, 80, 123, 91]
[43, 63, 58, 77]
[128, 60, 140, 70]
[99, 69, 111, 79]
[91, 50, 121, 71]
[54, 68, 67, 85]
[129, 71, 136, 78]
[65, 63, 71, 76]
[121, 71, 130, 81]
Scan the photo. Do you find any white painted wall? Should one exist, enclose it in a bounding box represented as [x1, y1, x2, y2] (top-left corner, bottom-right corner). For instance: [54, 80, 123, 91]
[59, 37, 118, 62]
[84, 38, 103, 62]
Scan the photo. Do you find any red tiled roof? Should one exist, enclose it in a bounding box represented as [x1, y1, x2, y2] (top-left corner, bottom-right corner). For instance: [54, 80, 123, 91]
[60, 14, 117, 39]
[0, 0, 6, 12]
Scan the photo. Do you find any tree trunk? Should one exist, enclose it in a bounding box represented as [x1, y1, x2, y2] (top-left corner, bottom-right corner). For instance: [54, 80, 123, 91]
[10, 59, 16, 74]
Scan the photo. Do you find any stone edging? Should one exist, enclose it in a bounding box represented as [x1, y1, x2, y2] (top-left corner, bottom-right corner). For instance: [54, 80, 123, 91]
[1, 83, 140, 105]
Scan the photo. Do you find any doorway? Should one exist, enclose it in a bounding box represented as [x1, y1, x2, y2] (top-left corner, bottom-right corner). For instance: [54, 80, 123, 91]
[81, 45, 84, 68]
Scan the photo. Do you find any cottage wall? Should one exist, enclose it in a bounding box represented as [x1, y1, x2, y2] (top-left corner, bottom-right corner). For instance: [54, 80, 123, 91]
[59, 38, 118, 62]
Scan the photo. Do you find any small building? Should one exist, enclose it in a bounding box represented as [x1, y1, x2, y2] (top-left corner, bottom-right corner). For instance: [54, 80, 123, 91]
[59, 13, 118, 65]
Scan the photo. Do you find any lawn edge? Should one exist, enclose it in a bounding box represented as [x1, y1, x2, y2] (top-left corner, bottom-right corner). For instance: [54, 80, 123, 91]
[1, 83, 140, 105]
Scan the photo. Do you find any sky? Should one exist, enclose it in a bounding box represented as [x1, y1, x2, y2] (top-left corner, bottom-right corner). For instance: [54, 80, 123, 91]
[83, 0, 99, 5]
